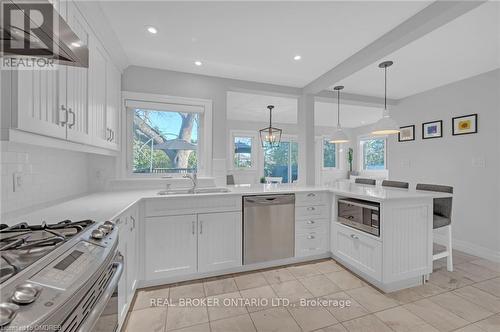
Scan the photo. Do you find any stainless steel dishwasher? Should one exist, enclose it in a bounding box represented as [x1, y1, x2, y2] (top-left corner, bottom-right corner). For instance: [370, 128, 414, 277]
[243, 194, 295, 265]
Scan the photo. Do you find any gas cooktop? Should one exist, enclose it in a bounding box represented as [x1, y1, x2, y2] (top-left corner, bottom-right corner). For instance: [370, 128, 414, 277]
[0, 220, 95, 284]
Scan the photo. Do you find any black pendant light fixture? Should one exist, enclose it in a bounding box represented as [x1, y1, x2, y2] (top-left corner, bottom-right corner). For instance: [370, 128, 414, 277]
[371, 60, 400, 135]
[330, 85, 349, 143]
[259, 105, 282, 147]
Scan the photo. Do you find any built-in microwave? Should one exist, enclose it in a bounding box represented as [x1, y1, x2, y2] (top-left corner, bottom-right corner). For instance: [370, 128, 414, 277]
[337, 198, 380, 236]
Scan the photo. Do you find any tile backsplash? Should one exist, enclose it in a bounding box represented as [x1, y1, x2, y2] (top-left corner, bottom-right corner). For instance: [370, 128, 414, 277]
[1, 142, 91, 221]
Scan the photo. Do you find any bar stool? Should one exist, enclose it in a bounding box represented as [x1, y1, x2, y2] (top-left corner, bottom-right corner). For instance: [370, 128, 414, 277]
[355, 178, 376, 185]
[416, 183, 454, 272]
[382, 180, 409, 189]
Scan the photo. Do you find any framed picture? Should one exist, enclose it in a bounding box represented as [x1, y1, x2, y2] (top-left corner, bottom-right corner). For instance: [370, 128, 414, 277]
[422, 120, 442, 139]
[452, 114, 477, 135]
[398, 125, 415, 142]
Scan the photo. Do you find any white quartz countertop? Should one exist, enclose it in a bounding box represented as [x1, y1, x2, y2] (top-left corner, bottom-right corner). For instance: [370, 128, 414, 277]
[8, 183, 451, 224]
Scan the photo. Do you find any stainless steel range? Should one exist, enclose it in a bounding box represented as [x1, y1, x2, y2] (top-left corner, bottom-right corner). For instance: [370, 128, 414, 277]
[0, 219, 123, 332]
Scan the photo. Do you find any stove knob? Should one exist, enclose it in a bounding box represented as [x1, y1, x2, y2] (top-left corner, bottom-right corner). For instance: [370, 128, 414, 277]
[100, 224, 113, 233]
[98, 225, 110, 235]
[91, 229, 105, 240]
[103, 220, 115, 230]
[11, 283, 42, 305]
[0, 302, 19, 327]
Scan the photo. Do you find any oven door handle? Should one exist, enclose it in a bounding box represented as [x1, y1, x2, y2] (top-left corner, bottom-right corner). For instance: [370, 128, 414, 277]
[77, 256, 124, 332]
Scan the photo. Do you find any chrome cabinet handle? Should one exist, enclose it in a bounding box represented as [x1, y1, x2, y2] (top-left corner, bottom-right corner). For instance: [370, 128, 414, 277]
[199, 220, 203, 234]
[306, 220, 315, 224]
[68, 108, 75, 128]
[192, 221, 195, 235]
[60, 105, 67, 125]
[111, 130, 114, 142]
[307, 193, 316, 197]
[307, 207, 316, 211]
[130, 216, 135, 230]
[307, 235, 315, 239]
[350, 234, 359, 240]
[106, 128, 111, 141]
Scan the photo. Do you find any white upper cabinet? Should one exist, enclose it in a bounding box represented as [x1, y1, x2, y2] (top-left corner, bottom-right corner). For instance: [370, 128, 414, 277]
[7, 0, 121, 154]
[65, 1, 90, 144]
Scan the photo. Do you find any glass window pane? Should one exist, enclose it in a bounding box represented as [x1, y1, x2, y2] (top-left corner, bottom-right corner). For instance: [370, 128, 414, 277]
[263, 141, 299, 184]
[233, 136, 252, 168]
[133, 109, 199, 174]
[323, 140, 336, 168]
[362, 138, 385, 170]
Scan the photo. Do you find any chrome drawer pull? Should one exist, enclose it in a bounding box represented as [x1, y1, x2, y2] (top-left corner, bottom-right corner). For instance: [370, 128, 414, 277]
[307, 207, 316, 211]
[306, 220, 315, 224]
[350, 234, 359, 240]
[307, 193, 316, 197]
[307, 235, 315, 239]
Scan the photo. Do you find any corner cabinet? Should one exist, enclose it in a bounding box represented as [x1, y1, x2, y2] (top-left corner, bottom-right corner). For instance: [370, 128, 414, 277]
[5, 1, 121, 154]
[144, 211, 242, 282]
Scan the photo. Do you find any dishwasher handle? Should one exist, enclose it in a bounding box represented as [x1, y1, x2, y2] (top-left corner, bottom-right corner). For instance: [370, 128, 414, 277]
[244, 194, 295, 206]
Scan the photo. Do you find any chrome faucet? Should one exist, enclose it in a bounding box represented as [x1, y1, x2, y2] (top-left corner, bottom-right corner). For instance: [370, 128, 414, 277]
[183, 173, 198, 193]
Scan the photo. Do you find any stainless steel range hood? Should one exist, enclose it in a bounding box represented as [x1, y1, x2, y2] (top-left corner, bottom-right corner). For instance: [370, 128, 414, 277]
[0, 0, 88, 67]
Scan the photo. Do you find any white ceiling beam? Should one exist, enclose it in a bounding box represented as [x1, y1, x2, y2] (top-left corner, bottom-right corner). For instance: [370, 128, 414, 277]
[315, 91, 398, 108]
[303, 0, 486, 94]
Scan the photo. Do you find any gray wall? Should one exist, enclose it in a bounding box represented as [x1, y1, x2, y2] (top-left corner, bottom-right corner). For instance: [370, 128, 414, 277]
[122, 66, 301, 161]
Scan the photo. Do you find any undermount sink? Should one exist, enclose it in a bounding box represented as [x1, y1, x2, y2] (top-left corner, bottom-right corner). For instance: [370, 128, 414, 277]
[157, 187, 230, 195]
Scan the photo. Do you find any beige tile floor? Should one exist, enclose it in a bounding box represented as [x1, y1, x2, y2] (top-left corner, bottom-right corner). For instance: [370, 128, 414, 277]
[124, 248, 500, 332]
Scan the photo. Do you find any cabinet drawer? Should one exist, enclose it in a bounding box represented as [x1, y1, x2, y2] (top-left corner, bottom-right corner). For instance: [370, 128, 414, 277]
[295, 232, 329, 257]
[295, 218, 329, 234]
[296, 205, 328, 218]
[332, 223, 382, 281]
[295, 191, 327, 206]
[145, 195, 241, 217]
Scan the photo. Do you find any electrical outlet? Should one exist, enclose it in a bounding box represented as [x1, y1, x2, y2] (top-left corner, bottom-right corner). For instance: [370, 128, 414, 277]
[472, 157, 486, 168]
[13, 172, 23, 192]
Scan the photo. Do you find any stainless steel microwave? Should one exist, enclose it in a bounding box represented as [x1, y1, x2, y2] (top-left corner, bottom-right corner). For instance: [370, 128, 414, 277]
[337, 198, 380, 236]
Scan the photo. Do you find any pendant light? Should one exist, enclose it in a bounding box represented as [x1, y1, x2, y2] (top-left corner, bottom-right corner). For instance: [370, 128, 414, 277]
[330, 85, 349, 143]
[371, 60, 400, 135]
[259, 105, 282, 147]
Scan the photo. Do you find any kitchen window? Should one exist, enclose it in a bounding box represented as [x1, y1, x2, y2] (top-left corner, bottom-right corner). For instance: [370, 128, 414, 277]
[263, 138, 298, 183]
[231, 133, 256, 169]
[123, 93, 213, 177]
[360, 137, 386, 170]
[322, 139, 337, 169]
[132, 109, 199, 174]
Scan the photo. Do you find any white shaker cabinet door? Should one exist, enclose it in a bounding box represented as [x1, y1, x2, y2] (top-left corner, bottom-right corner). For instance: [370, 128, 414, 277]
[126, 206, 139, 303]
[116, 215, 129, 326]
[104, 62, 120, 149]
[144, 215, 198, 280]
[65, 2, 90, 144]
[88, 37, 108, 146]
[16, 67, 67, 139]
[197, 212, 242, 273]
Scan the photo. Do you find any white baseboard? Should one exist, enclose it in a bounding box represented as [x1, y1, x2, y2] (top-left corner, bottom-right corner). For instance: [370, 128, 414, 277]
[434, 234, 500, 263]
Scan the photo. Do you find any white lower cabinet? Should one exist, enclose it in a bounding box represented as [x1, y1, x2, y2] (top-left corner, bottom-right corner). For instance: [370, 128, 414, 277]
[116, 215, 129, 326]
[198, 212, 242, 273]
[144, 211, 242, 281]
[332, 222, 382, 281]
[144, 214, 198, 280]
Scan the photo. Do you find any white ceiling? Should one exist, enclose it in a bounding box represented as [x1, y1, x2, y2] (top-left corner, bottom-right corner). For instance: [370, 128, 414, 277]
[99, 1, 430, 87]
[227, 91, 383, 128]
[337, 1, 500, 99]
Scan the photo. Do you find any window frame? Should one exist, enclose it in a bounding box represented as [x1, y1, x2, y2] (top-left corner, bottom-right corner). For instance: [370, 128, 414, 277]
[261, 134, 298, 184]
[358, 135, 387, 171]
[122, 92, 213, 178]
[229, 130, 258, 171]
[321, 136, 339, 170]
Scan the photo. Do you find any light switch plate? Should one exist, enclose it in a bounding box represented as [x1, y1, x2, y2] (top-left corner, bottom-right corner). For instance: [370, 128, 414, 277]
[13, 172, 23, 192]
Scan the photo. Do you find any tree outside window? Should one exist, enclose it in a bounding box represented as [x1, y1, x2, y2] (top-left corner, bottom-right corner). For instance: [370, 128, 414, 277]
[133, 109, 199, 174]
[233, 136, 252, 168]
[323, 139, 336, 168]
[361, 138, 385, 170]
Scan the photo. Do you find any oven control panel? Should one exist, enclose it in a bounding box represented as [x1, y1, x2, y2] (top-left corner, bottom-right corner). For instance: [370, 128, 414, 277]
[30, 241, 104, 290]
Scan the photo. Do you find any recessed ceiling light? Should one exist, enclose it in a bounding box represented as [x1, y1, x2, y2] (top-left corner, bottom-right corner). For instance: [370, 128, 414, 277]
[146, 26, 158, 34]
[194, 61, 202, 66]
[71, 42, 81, 48]
[293, 55, 301, 61]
